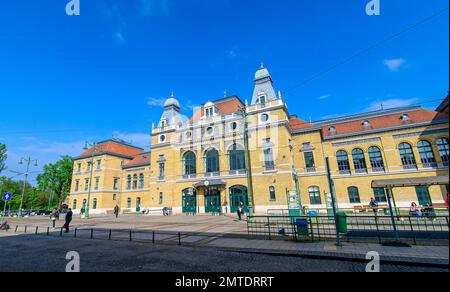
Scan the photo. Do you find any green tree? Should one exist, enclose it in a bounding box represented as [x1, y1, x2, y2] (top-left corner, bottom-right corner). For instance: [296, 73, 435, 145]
[36, 156, 73, 207]
[0, 143, 7, 174]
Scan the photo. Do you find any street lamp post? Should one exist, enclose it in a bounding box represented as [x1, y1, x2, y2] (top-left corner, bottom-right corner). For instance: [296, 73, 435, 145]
[237, 107, 255, 217]
[18, 157, 38, 217]
[83, 142, 99, 219]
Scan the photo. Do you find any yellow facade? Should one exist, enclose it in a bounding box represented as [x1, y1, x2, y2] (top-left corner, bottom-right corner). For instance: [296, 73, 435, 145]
[68, 67, 449, 215]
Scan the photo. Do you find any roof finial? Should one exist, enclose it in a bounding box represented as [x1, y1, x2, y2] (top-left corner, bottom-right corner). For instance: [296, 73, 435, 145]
[381, 103, 384, 111]
[224, 89, 227, 98]
[171, 91, 175, 98]
[260, 61, 265, 69]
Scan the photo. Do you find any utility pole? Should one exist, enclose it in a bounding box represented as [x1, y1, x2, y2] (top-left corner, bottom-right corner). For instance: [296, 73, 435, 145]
[325, 157, 341, 246]
[83, 142, 99, 219]
[238, 107, 255, 217]
[18, 157, 38, 217]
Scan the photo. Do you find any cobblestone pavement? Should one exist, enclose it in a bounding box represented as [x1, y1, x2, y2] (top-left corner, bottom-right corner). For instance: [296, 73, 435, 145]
[0, 234, 447, 272]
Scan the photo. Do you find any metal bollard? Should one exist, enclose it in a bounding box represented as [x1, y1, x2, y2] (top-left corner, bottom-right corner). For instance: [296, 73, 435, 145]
[129, 230, 132, 241]
[109, 229, 112, 240]
[60, 227, 63, 237]
[24, 226, 27, 233]
[90, 229, 94, 239]
[14, 225, 18, 233]
[74, 228, 77, 238]
[47, 227, 50, 236]
[152, 231, 155, 244]
[35, 226, 39, 235]
[178, 232, 181, 246]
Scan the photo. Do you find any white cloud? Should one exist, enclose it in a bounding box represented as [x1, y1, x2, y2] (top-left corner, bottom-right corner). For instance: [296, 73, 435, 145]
[318, 94, 330, 100]
[140, 0, 172, 16]
[112, 131, 150, 150]
[147, 97, 166, 107]
[383, 58, 406, 72]
[115, 32, 125, 43]
[365, 98, 419, 111]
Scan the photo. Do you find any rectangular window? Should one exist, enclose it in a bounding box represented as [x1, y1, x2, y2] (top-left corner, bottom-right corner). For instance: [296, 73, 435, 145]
[77, 163, 81, 173]
[113, 178, 119, 190]
[304, 151, 316, 172]
[373, 188, 387, 203]
[159, 192, 163, 205]
[415, 186, 432, 206]
[308, 187, 322, 205]
[84, 179, 89, 191]
[264, 148, 275, 171]
[75, 180, 80, 192]
[95, 177, 100, 190]
[159, 163, 165, 179]
[97, 160, 101, 170]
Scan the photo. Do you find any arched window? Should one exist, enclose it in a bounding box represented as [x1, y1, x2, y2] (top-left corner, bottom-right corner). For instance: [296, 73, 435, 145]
[368, 146, 385, 172]
[229, 144, 246, 172]
[132, 174, 138, 189]
[418, 141, 436, 167]
[93, 198, 97, 210]
[308, 186, 321, 205]
[347, 187, 361, 204]
[269, 186, 276, 201]
[205, 148, 220, 175]
[399, 142, 417, 169]
[183, 152, 197, 176]
[127, 175, 132, 190]
[437, 138, 449, 166]
[139, 174, 145, 189]
[352, 148, 367, 173]
[72, 199, 77, 210]
[336, 150, 351, 174]
[127, 198, 132, 209]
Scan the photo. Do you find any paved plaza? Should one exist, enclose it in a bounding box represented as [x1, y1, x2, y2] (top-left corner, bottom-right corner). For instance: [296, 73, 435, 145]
[0, 233, 447, 272]
[2, 214, 449, 268]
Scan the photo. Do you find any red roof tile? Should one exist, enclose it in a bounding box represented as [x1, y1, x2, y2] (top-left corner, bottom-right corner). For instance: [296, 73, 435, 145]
[322, 109, 445, 137]
[189, 97, 244, 123]
[77, 140, 144, 159]
[123, 152, 151, 168]
[289, 118, 313, 130]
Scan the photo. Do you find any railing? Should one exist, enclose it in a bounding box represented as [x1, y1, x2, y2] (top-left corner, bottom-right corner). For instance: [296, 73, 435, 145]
[247, 215, 449, 245]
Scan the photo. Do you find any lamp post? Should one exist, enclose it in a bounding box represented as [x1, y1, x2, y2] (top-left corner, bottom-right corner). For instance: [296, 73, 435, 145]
[18, 157, 38, 217]
[237, 107, 254, 217]
[83, 142, 99, 219]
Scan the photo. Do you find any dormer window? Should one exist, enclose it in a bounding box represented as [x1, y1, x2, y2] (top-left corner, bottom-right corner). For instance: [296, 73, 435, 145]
[400, 114, 410, 121]
[160, 119, 167, 128]
[257, 94, 267, 106]
[205, 108, 214, 117]
[362, 120, 371, 127]
[329, 126, 337, 133]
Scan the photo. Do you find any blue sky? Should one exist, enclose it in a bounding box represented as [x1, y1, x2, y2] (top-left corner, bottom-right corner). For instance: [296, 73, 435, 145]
[0, 0, 448, 183]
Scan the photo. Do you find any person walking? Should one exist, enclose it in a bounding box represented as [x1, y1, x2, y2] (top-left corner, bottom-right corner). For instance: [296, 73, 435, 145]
[114, 205, 120, 218]
[237, 202, 244, 221]
[64, 208, 73, 233]
[369, 198, 378, 216]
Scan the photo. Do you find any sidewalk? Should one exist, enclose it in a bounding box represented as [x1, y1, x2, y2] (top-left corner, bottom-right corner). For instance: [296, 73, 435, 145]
[201, 237, 449, 267]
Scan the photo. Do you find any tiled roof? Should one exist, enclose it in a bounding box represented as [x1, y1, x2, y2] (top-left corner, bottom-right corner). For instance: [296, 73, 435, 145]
[123, 152, 151, 169]
[75, 139, 144, 159]
[321, 109, 447, 138]
[189, 96, 244, 123]
[289, 118, 313, 130]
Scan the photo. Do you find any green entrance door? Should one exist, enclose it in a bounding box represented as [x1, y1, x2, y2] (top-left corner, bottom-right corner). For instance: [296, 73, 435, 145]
[229, 186, 249, 213]
[136, 197, 141, 212]
[205, 188, 221, 213]
[182, 189, 197, 214]
[416, 186, 432, 206]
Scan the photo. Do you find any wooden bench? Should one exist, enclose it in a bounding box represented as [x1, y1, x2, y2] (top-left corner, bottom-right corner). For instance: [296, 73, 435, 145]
[353, 204, 389, 213]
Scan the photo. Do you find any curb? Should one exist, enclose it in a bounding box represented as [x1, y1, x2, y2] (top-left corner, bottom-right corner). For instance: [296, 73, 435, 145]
[216, 247, 449, 269]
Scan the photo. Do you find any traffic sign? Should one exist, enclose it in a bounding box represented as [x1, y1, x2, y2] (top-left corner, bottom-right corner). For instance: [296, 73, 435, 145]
[2, 193, 12, 201]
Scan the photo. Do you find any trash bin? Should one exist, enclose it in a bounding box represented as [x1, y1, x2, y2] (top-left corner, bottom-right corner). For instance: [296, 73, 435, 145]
[383, 208, 390, 215]
[295, 219, 309, 236]
[336, 212, 348, 234]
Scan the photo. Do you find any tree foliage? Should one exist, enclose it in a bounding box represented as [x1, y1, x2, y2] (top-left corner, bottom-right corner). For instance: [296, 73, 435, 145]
[36, 156, 73, 204]
[0, 143, 7, 174]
